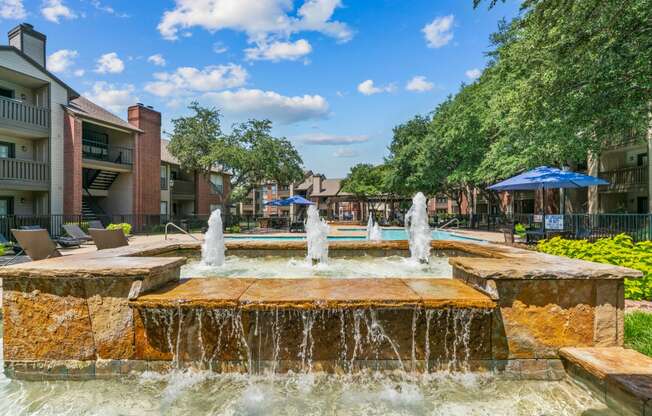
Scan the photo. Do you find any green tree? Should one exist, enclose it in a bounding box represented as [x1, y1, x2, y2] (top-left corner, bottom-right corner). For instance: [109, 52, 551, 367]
[167, 102, 305, 204]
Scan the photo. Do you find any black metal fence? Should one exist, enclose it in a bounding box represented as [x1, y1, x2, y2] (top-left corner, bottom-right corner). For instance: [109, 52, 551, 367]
[1, 212, 652, 242]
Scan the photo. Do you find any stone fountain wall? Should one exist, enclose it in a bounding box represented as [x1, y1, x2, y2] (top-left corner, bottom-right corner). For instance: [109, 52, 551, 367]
[0, 240, 641, 380]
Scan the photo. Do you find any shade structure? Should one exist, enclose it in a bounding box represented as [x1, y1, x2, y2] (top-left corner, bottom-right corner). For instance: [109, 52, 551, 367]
[488, 166, 608, 191]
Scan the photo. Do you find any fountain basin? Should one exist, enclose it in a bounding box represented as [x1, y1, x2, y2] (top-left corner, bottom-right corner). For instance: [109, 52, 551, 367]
[0, 239, 641, 382]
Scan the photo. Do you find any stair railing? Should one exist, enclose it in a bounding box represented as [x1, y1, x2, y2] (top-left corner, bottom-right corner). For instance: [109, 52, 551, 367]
[82, 187, 109, 218]
[165, 222, 199, 241]
[438, 218, 459, 230]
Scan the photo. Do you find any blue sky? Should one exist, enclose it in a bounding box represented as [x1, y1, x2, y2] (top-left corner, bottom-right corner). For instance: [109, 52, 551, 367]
[0, 0, 521, 177]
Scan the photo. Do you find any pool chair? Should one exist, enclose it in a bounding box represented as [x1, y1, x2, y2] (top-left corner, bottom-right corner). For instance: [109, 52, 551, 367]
[9, 229, 62, 262]
[62, 223, 93, 243]
[88, 228, 128, 250]
[19, 225, 83, 248]
[87, 220, 105, 229]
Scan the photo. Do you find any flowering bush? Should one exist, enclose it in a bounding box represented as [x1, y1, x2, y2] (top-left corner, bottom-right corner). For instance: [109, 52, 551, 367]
[537, 234, 652, 300]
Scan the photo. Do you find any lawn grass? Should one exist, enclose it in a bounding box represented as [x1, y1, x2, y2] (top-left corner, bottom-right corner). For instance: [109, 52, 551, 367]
[624, 311, 652, 357]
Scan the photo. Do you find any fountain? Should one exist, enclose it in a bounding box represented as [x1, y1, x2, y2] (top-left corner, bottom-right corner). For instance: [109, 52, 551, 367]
[404, 192, 432, 263]
[366, 213, 382, 241]
[305, 205, 329, 264]
[201, 208, 225, 267]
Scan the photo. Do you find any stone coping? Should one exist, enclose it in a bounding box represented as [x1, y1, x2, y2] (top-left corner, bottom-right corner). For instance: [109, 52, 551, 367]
[0, 238, 641, 281]
[131, 277, 496, 310]
[560, 347, 652, 414]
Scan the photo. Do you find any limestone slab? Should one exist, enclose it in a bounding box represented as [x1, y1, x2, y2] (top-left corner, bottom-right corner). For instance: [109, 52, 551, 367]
[402, 278, 495, 309]
[133, 278, 255, 308]
[560, 347, 652, 379]
[239, 278, 421, 309]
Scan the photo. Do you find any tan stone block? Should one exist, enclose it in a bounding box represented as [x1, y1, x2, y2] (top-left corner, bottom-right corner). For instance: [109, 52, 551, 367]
[84, 278, 135, 360]
[594, 280, 620, 347]
[3, 278, 96, 361]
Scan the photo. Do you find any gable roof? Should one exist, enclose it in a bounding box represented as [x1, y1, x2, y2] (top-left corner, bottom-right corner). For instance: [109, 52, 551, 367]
[312, 178, 346, 197]
[65, 96, 142, 133]
[160, 139, 226, 174]
[0, 45, 79, 99]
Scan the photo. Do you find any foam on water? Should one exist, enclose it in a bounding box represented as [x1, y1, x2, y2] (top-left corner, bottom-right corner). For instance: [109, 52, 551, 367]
[182, 254, 453, 279]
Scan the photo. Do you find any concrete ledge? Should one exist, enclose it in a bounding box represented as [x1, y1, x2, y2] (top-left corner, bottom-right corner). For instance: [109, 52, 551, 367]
[560, 347, 652, 415]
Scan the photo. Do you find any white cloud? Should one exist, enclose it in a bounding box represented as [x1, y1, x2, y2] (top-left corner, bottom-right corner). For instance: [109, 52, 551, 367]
[213, 42, 228, 54]
[83, 81, 138, 115]
[357, 79, 395, 96]
[95, 52, 125, 74]
[406, 75, 433, 92]
[333, 147, 358, 158]
[47, 49, 78, 73]
[73, 69, 85, 77]
[422, 15, 454, 48]
[144, 64, 248, 97]
[245, 39, 312, 62]
[41, 0, 77, 23]
[158, 0, 352, 43]
[465, 68, 482, 80]
[0, 0, 26, 19]
[204, 88, 329, 124]
[147, 54, 167, 67]
[300, 133, 368, 145]
[89, 0, 129, 17]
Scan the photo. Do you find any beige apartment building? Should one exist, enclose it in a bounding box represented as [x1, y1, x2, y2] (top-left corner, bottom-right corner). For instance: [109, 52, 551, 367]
[0, 23, 229, 225]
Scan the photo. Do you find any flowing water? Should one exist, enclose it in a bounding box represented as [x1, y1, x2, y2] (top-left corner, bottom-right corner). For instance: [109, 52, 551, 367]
[305, 206, 329, 264]
[182, 255, 453, 279]
[366, 215, 382, 241]
[405, 193, 432, 263]
[201, 209, 226, 267]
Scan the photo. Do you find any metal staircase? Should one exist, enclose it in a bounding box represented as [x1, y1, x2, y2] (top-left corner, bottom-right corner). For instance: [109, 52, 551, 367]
[85, 169, 120, 190]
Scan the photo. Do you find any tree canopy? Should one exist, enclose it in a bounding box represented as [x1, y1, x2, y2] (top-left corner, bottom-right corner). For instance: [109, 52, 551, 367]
[381, 0, 651, 211]
[167, 102, 304, 202]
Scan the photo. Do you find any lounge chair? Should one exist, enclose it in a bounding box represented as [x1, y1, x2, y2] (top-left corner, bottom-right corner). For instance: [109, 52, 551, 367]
[10, 229, 62, 262]
[88, 228, 128, 250]
[19, 225, 82, 248]
[87, 220, 104, 229]
[62, 223, 93, 242]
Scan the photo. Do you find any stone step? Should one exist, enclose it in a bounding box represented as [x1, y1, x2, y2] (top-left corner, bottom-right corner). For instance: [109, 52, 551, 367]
[560, 347, 652, 415]
[130, 277, 497, 310]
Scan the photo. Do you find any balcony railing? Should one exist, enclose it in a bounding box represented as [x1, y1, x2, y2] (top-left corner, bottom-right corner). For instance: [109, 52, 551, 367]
[0, 158, 49, 186]
[82, 139, 133, 165]
[600, 165, 647, 189]
[0, 96, 49, 133]
[171, 179, 195, 196]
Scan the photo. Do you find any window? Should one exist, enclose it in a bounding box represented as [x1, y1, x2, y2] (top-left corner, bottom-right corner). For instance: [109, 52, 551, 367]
[0, 142, 15, 159]
[160, 165, 168, 190]
[210, 173, 224, 194]
[0, 197, 14, 216]
[0, 87, 14, 99]
[160, 201, 168, 215]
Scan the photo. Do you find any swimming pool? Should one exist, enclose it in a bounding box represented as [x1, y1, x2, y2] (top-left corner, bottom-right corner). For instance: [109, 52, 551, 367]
[223, 229, 483, 242]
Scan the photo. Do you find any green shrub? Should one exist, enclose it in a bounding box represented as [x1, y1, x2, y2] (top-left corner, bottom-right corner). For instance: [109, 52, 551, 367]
[514, 223, 527, 239]
[625, 311, 652, 357]
[226, 225, 241, 234]
[537, 234, 652, 300]
[107, 223, 132, 236]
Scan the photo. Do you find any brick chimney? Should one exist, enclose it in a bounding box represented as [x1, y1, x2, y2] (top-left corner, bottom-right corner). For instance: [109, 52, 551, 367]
[128, 104, 161, 216]
[8, 23, 46, 67]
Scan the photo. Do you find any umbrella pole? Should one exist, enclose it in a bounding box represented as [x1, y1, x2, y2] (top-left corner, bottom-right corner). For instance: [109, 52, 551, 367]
[542, 186, 546, 234]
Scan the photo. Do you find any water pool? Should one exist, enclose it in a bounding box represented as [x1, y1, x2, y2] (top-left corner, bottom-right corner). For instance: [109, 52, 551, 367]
[0, 321, 613, 416]
[381, 229, 483, 242]
[182, 255, 452, 279]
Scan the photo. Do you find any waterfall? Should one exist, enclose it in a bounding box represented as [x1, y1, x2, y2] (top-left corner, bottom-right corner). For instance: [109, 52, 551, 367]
[405, 192, 431, 263]
[367, 213, 382, 241]
[201, 209, 225, 266]
[305, 205, 329, 264]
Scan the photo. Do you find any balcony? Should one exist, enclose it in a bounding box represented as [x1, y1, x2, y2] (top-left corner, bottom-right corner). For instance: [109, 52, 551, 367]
[82, 139, 133, 172]
[599, 165, 648, 192]
[171, 179, 195, 200]
[0, 96, 49, 138]
[0, 158, 49, 191]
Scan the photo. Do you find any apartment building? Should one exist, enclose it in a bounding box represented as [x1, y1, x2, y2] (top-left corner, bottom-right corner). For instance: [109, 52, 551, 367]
[0, 23, 229, 220]
[160, 140, 229, 217]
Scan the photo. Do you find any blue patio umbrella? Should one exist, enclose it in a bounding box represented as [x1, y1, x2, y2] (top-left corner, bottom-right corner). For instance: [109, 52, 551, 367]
[488, 166, 608, 232]
[487, 166, 608, 191]
[276, 195, 314, 206]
